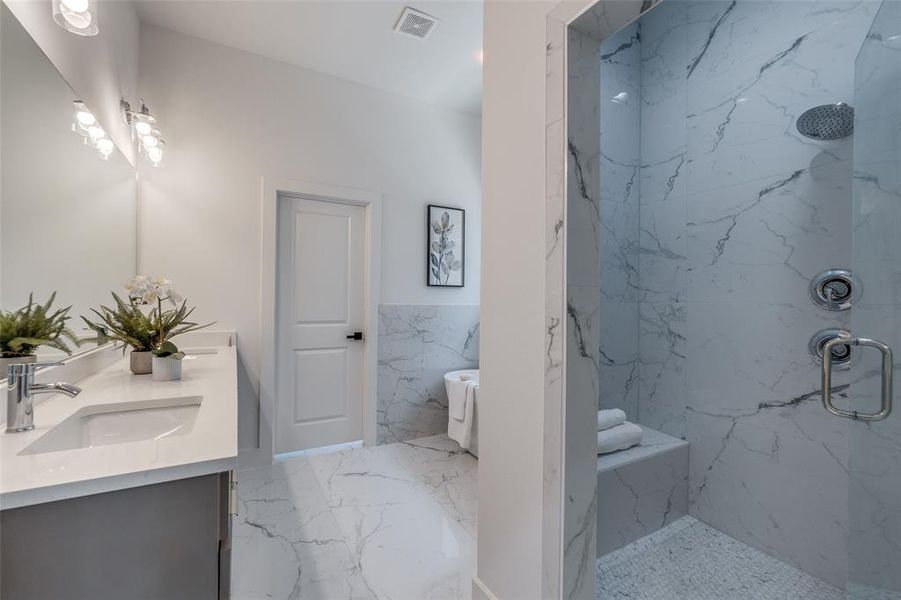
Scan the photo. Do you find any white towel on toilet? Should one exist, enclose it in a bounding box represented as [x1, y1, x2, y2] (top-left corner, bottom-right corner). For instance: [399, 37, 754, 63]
[448, 381, 477, 450]
[447, 377, 477, 421]
[597, 409, 626, 432]
[597, 422, 643, 455]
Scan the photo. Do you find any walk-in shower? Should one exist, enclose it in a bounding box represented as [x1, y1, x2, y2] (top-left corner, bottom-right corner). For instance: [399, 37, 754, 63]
[564, 0, 901, 597]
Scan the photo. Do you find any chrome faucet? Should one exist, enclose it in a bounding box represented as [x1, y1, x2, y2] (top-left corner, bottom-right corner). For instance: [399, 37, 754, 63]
[5, 363, 82, 433]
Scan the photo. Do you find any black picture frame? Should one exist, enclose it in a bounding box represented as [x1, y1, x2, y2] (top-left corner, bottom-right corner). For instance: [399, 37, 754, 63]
[426, 204, 465, 287]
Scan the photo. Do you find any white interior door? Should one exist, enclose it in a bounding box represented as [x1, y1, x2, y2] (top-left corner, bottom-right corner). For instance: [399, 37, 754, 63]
[276, 195, 365, 453]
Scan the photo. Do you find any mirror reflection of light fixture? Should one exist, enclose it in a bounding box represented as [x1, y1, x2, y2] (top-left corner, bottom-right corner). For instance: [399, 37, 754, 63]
[122, 99, 164, 167]
[52, 0, 98, 36]
[72, 100, 113, 159]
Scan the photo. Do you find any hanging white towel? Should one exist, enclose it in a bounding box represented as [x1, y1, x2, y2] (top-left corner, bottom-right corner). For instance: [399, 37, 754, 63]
[447, 376, 474, 421]
[597, 408, 627, 432]
[597, 422, 643, 455]
[448, 381, 478, 450]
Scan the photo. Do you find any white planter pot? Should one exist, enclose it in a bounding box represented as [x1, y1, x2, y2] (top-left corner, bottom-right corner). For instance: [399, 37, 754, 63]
[152, 356, 183, 381]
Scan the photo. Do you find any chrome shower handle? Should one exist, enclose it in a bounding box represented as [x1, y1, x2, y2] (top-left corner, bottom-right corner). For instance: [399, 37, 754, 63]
[822, 335, 893, 421]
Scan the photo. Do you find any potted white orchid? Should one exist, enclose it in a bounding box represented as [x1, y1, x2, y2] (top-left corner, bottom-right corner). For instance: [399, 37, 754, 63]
[84, 276, 212, 377]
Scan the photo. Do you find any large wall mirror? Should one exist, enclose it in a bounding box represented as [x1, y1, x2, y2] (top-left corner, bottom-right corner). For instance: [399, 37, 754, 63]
[1, 4, 137, 360]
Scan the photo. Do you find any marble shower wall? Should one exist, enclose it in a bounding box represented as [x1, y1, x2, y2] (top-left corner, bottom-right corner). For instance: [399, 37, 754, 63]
[598, 21, 641, 422]
[376, 304, 479, 445]
[595, 0, 885, 587]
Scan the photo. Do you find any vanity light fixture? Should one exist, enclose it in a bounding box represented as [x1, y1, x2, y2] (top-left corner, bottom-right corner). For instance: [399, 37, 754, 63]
[122, 99, 164, 167]
[71, 100, 113, 159]
[52, 0, 98, 36]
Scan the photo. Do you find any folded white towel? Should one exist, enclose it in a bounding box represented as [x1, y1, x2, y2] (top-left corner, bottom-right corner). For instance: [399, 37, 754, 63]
[597, 408, 627, 432]
[597, 422, 643, 455]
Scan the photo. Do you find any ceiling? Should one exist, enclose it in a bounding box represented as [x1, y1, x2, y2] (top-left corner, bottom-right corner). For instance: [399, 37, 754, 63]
[134, 1, 483, 116]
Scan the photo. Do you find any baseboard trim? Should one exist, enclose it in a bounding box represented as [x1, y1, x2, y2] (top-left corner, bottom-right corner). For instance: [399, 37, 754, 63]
[472, 576, 501, 600]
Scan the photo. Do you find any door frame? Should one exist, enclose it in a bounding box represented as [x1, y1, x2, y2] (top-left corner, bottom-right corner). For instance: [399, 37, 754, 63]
[256, 177, 381, 466]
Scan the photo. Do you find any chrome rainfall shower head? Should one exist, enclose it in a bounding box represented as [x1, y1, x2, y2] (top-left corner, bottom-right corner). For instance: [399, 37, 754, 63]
[796, 103, 854, 140]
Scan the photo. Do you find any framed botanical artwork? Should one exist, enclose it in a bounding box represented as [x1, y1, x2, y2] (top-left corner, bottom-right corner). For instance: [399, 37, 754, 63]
[427, 204, 465, 287]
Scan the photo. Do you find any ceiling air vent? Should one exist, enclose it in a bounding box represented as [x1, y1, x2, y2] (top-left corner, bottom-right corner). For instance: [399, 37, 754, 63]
[394, 7, 438, 40]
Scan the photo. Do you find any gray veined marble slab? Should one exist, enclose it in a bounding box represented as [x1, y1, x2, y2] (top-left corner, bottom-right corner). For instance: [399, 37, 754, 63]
[377, 304, 479, 445]
[232, 434, 477, 600]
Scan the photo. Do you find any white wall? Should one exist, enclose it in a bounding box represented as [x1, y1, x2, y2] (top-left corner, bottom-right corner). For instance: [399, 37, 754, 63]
[138, 25, 481, 451]
[477, 1, 553, 598]
[3, 0, 140, 165]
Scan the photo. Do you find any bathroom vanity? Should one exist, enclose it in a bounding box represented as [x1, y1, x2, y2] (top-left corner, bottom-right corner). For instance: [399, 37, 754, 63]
[0, 340, 239, 599]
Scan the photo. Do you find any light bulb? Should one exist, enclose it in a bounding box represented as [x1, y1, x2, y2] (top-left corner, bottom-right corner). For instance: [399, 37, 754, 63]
[88, 125, 105, 140]
[61, 0, 89, 12]
[142, 135, 159, 148]
[76, 110, 95, 126]
[147, 147, 163, 164]
[134, 121, 152, 136]
[61, 5, 93, 31]
[96, 138, 114, 156]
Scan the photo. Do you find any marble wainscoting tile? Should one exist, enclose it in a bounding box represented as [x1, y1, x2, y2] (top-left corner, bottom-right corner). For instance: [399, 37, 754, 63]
[307, 438, 477, 600]
[686, 411, 850, 588]
[599, 198, 639, 303]
[639, 90, 688, 185]
[683, 3, 877, 196]
[377, 304, 479, 445]
[637, 196, 687, 305]
[564, 28, 603, 600]
[600, 20, 641, 308]
[848, 437, 901, 594]
[638, 4, 689, 108]
[684, 300, 857, 448]
[638, 301, 686, 411]
[599, 301, 639, 419]
[685, 162, 852, 305]
[638, 397, 687, 440]
[544, 18, 566, 599]
[231, 458, 375, 600]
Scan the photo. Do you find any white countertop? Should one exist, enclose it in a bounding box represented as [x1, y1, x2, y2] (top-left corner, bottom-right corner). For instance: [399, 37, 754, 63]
[0, 346, 238, 510]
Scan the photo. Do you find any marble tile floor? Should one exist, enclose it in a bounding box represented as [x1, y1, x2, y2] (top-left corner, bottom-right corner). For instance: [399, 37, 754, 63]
[231, 434, 478, 600]
[597, 516, 901, 600]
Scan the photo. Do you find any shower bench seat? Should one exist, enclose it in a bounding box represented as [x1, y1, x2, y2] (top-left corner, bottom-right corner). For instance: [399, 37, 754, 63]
[597, 425, 689, 557]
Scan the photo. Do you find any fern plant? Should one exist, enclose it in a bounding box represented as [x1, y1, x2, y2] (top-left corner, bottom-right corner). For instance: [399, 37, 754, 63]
[82, 293, 158, 352]
[83, 288, 213, 355]
[0, 292, 78, 357]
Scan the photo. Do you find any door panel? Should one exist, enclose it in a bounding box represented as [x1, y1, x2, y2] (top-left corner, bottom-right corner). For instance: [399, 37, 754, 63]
[276, 195, 365, 453]
[848, 2, 901, 595]
[292, 211, 350, 324]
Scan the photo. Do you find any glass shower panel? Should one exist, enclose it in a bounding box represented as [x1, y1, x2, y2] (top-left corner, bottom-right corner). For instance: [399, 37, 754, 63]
[849, 1, 901, 596]
[594, 0, 901, 596]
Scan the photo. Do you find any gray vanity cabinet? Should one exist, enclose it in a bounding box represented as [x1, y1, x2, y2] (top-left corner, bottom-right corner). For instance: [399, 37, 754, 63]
[0, 472, 233, 599]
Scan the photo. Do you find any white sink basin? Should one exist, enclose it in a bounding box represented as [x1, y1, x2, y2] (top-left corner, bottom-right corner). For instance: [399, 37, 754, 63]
[19, 396, 203, 455]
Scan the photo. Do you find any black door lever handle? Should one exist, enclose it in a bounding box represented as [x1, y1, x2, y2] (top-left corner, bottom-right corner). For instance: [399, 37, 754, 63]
[346, 331, 364, 341]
